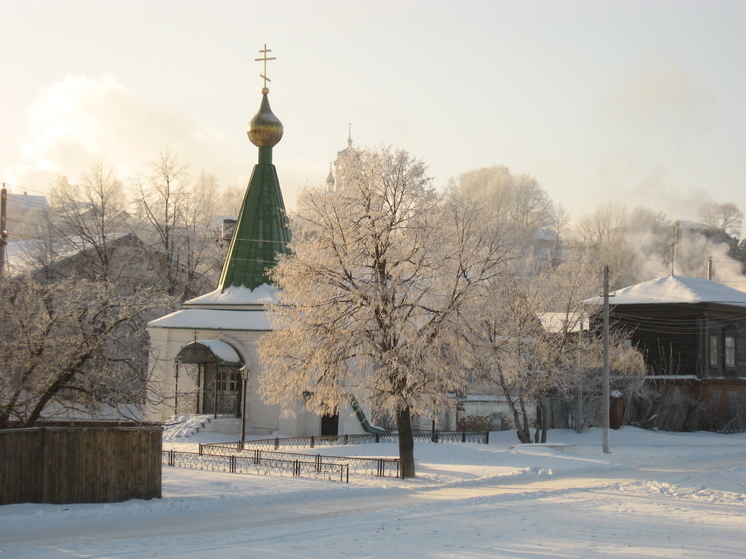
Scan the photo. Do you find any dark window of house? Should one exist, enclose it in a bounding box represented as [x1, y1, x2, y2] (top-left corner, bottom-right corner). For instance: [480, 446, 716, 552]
[709, 333, 719, 367]
[725, 334, 736, 368]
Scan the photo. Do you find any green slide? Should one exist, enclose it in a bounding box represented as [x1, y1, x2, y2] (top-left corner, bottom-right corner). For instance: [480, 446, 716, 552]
[349, 395, 387, 434]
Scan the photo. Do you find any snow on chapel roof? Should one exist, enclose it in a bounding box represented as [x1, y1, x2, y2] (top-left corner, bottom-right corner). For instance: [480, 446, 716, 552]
[586, 275, 746, 307]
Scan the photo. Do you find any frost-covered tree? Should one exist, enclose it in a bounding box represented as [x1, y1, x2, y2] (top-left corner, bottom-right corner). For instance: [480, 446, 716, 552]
[0, 276, 172, 428]
[258, 147, 511, 477]
[697, 201, 743, 238]
[453, 165, 554, 241]
[46, 160, 132, 282]
[132, 152, 216, 299]
[465, 255, 645, 443]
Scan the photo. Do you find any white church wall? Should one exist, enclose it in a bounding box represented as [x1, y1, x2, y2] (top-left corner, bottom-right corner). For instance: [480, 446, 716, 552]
[338, 402, 366, 435]
[145, 327, 184, 423]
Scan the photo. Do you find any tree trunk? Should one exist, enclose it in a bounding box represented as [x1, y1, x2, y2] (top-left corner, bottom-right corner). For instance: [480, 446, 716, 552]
[503, 391, 531, 444]
[396, 406, 416, 478]
[540, 398, 548, 443]
[534, 399, 548, 443]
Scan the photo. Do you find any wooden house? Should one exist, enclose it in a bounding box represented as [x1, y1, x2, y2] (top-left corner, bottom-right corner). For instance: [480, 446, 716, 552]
[591, 275, 746, 430]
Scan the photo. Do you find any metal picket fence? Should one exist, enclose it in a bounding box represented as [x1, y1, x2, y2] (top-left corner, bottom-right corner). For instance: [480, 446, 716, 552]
[200, 430, 489, 454]
[197, 446, 400, 478]
[182, 431, 487, 482]
[162, 449, 349, 482]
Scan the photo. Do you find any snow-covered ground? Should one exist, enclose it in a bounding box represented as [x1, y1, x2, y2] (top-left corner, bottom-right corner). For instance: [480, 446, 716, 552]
[1, 427, 744, 558]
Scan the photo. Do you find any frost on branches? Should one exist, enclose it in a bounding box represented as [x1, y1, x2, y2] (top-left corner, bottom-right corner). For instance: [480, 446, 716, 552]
[258, 147, 511, 477]
[0, 277, 172, 428]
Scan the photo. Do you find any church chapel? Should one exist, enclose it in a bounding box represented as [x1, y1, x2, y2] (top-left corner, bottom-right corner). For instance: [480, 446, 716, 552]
[146, 48, 371, 436]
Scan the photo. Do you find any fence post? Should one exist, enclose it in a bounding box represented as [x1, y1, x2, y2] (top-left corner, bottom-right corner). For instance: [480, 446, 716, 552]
[230, 455, 236, 473]
[274, 437, 279, 450]
[375, 433, 380, 443]
[169, 449, 175, 467]
[198, 443, 203, 456]
[485, 431, 489, 445]
[310, 435, 314, 448]
[344, 434, 348, 445]
[462, 432, 466, 443]
[254, 449, 260, 465]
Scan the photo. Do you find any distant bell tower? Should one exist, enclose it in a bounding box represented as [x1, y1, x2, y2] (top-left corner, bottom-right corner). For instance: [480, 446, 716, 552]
[326, 123, 357, 192]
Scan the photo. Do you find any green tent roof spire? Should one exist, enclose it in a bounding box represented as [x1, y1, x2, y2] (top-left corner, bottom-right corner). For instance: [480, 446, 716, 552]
[217, 51, 290, 292]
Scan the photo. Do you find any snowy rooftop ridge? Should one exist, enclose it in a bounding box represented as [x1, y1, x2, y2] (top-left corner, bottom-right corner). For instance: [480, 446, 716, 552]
[184, 283, 279, 308]
[585, 275, 746, 307]
[147, 308, 271, 331]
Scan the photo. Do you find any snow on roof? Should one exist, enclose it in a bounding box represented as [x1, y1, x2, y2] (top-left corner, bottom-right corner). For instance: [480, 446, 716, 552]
[538, 312, 588, 333]
[210, 215, 237, 230]
[585, 275, 746, 307]
[195, 340, 242, 364]
[148, 308, 271, 331]
[8, 192, 50, 212]
[677, 220, 712, 231]
[177, 340, 243, 365]
[185, 284, 279, 308]
[533, 228, 558, 241]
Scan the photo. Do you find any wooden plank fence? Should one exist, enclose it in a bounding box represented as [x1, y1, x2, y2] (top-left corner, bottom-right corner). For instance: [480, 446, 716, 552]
[0, 425, 162, 505]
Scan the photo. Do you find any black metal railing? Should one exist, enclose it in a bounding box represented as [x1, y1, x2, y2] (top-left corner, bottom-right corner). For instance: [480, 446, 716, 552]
[162, 449, 349, 482]
[197, 446, 400, 478]
[200, 430, 489, 454]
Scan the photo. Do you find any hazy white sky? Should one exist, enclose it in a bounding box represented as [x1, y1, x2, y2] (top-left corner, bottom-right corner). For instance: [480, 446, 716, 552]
[1, 0, 744, 223]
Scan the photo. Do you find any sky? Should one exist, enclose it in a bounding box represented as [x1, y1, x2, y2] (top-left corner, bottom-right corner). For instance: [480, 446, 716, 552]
[1, 0, 745, 224]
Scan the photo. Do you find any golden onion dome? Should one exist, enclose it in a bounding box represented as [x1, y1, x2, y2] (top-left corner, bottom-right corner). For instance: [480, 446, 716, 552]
[248, 87, 284, 147]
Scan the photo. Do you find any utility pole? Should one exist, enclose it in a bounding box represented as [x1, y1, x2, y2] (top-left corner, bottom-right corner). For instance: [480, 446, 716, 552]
[670, 221, 679, 275]
[0, 184, 8, 276]
[575, 312, 584, 433]
[602, 264, 610, 454]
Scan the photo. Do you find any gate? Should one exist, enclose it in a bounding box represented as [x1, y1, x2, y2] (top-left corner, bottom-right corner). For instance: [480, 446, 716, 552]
[202, 364, 241, 417]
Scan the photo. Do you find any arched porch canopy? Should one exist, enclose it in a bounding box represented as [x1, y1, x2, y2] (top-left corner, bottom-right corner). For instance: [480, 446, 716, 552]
[176, 340, 244, 367]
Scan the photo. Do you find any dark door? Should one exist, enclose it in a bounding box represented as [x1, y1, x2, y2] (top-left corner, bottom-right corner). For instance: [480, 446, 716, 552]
[321, 412, 339, 436]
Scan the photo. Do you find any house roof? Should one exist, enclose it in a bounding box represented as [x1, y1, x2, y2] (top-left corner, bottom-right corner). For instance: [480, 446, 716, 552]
[7, 193, 50, 212]
[585, 275, 746, 307]
[538, 312, 588, 333]
[185, 283, 279, 308]
[148, 308, 271, 331]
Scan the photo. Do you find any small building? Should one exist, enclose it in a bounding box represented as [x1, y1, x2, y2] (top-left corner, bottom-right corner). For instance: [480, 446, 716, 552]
[146, 71, 372, 437]
[590, 275, 746, 430]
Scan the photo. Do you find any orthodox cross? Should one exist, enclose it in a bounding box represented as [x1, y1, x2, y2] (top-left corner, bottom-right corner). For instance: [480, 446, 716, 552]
[255, 44, 276, 90]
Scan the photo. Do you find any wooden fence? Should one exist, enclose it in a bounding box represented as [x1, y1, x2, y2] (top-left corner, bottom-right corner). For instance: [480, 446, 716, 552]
[0, 425, 162, 505]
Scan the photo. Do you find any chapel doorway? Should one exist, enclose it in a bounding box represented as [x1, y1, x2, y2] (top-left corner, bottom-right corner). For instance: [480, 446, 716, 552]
[321, 412, 339, 436]
[202, 364, 242, 417]
[175, 340, 244, 418]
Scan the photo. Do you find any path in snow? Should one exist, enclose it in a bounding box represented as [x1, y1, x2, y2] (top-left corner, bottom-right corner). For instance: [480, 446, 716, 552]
[1, 428, 744, 558]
